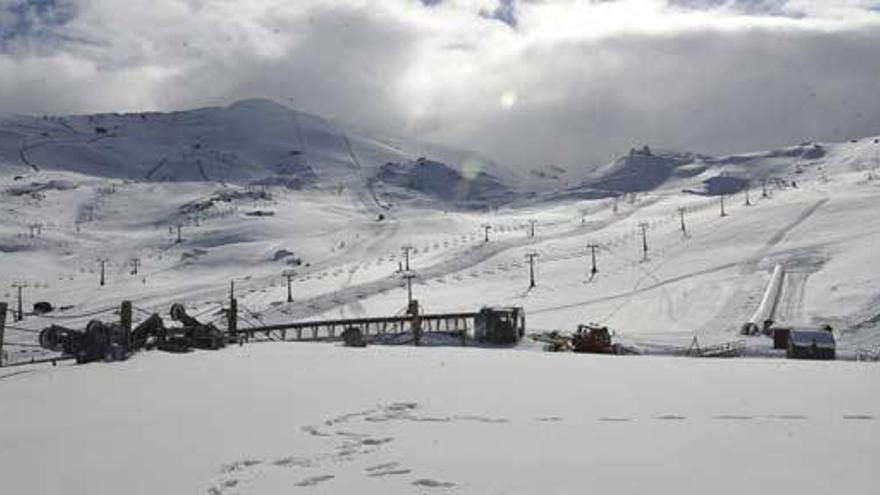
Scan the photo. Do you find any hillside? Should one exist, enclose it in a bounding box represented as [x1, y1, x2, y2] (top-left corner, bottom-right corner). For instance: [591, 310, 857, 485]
[0, 99, 521, 209]
[2, 102, 880, 495]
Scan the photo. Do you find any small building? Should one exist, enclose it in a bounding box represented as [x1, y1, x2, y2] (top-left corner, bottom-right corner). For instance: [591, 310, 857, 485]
[786, 329, 835, 360]
[772, 327, 792, 349]
[474, 307, 525, 344]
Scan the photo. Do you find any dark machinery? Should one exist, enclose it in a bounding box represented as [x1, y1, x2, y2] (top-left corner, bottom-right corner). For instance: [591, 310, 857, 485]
[38, 303, 225, 364]
[474, 306, 525, 345]
[168, 303, 226, 351]
[531, 323, 636, 355]
[39, 320, 128, 364]
[130, 314, 166, 350]
[341, 326, 367, 347]
[572, 324, 617, 354]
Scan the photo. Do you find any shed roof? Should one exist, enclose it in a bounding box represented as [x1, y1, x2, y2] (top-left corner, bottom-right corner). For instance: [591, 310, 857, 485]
[789, 330, 835, 349]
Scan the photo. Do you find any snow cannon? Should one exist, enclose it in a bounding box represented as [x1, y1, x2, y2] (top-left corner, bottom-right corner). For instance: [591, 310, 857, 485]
[39, 320, 128, 364]
[129, 313, 166, 351]
[170, 303, 200, 327]
[39, 324, 80, 353]
[168, 303, 226, 351]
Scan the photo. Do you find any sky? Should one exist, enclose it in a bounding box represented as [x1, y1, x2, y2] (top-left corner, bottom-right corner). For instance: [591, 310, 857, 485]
[1, 0, 880, 172]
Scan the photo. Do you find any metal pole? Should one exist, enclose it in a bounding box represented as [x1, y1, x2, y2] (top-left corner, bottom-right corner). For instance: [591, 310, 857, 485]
[529, 219, 536, 238]
[120, 301, 132, 354]
[13, 283, 24, 321]
[99, 259, 106, 286]
[0, 302, 7, 367]
[639, 222, 649, 262]
[402, 245, 413, 271]
[744, 188, 751, 206]
[282, 270, 296, 303]
[526, 252, 538, 289]
[529, 257, 535, 288]
[720, 196, 727, 217]
[229, 297, 239, 343]
[482, 224, 491, 243]
[678, 207, 687, 236]
[587, 244, 599, 276]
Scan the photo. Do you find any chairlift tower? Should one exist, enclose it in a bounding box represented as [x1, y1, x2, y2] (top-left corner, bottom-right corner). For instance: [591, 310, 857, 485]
[638, 222, 650, 262]
[401, 244, 414, 271]
[282, 269, 297, 303]
[525, 252, 539, 289]
[586, 243, 600, 277]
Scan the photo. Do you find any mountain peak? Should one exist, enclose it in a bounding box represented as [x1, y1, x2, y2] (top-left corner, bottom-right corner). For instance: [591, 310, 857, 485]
[226, 98, 292, 113]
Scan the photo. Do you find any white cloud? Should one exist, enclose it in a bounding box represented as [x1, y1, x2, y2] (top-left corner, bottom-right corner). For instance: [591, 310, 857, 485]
[1, 0, 879, 170]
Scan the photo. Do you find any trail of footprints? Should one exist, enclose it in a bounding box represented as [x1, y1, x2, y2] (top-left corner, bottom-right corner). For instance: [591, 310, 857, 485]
[207, 403, 875, 493]
[208, 402, 469, 493]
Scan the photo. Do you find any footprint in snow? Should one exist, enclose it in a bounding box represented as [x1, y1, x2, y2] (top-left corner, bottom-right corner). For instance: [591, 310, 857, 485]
[273, 456, 313, 468]
[294, 475, 335, 487]
[302, 425, 333, 437]
[207, 478, 239, 495]
[535, 416, 564, 422]
[220, 459, 262, 473]
[360, 437, 394, 446]
[368, 468, 413, 477]
[366, 462, 400, 472]
[412, 479, 457, 488]
[453, 415, 508, 424]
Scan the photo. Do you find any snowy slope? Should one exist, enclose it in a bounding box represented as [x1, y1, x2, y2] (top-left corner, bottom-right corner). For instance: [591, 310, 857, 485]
[0, 99, 521, 208]
[2, 101, 880, 494]
[1, 134, 879, 363]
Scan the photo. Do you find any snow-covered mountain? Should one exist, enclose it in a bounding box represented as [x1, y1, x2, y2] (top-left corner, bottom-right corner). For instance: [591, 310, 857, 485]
[0, 99, 521, 208]
[3, 101, 880, 495]
[554, 141, 860, 200]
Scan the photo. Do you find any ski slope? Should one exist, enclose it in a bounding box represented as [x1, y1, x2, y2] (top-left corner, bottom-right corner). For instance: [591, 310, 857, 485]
[1, 120, 880, 357]
[1, 103, 880, 494]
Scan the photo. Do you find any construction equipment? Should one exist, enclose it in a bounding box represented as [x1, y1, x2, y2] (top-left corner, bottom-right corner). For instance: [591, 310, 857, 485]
[572, 324, 617, 354]
[39, 320, 128, 364]
[130, 314, 166, 350]
[531, 323, 636, 354]
[38, 303, 224, 364]
[474, 307, 525, 345]
[167, 303, 226, 351]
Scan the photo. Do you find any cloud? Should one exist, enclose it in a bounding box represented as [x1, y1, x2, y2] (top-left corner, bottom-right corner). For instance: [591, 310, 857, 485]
[1, 0, 879, 171]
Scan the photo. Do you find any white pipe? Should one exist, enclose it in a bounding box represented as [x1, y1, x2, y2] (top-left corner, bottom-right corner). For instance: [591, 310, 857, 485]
[749, 264, 785, 327]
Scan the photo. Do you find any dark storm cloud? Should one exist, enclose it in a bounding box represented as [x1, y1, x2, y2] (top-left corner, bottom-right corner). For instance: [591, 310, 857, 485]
[0, 0, 879, 171]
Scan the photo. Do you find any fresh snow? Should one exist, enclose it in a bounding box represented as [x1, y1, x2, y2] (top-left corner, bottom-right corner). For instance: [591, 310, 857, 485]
[1, 345, 878, 494]
[2, 102, 880, 494]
